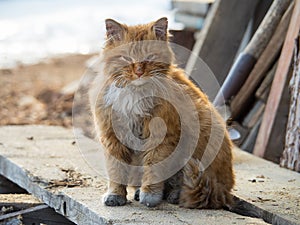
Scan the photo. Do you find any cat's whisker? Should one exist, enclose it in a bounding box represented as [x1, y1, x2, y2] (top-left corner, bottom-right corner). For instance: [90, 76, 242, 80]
[121, 77, 129, 87]
[149, 69, 168, 75]
[150, 76, 169, 99]
[149, 68, 165, 71]
[150, 68, 167, 72]
[113, 75, 130, 88]
[113, 77, 123, 86]
[149, 73, 163, 77]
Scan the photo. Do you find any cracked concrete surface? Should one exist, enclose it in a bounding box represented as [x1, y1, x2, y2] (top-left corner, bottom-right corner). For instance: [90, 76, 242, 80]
[0, 126, 298, 224]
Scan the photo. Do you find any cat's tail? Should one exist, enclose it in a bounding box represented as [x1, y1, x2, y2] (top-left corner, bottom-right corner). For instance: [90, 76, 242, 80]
[180, 158, 261, 218]
[227, 195, 261, 218]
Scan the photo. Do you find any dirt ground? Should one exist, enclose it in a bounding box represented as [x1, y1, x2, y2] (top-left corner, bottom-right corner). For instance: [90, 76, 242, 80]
[0, 54, 95, 128]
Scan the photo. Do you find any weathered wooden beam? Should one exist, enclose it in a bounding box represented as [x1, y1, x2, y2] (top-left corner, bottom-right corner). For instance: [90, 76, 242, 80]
[241, 118, 262, 153]
[0, 205, 48, 221]
[253, 0, 300, 158]
[242, 100, 265, 129]
[0, 194, 40, 208]
[230, 3, 293, 118]
[186, 0, 258, 85]
[0, 194, 75, 225]
[255, 61, 278, 102]
[264, 79, 290, 163]
[214, 0, 292, 107]
[280, 36, 300, 171]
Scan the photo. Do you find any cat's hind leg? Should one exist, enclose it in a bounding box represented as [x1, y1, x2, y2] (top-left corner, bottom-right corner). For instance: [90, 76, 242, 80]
[163, 171, 183, 204]
[179, 158, 232, 209]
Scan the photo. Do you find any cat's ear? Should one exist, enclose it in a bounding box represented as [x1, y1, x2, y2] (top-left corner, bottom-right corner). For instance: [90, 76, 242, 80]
[105, 19, 125, 42]
[153, 17, 168, 41]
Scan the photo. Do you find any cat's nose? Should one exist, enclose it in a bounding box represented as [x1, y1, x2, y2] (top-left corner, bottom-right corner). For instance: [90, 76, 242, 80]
[134, 64, 144, 77]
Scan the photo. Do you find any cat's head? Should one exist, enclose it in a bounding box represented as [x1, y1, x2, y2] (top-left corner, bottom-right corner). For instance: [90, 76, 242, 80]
[102, 17, 174, 86]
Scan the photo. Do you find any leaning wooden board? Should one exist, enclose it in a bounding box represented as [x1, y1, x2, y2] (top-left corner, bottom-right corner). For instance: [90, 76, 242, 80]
[186, 0, 258, 85]
[0, 126, 299, 224]
[253, 0, 300, 157]
[230, 3, 292, 119]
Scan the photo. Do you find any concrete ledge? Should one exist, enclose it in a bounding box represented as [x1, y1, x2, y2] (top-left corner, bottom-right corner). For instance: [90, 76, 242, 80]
[0, 125, 298, 225]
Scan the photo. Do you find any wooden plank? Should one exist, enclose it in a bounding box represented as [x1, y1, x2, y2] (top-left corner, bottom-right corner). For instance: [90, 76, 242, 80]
[186, 0, 258, 85]
[241, 117, 262, 153]
[230, 3, 293, 119]
[214, 0, 292, 107]
[0, 194, 75, 224]
[259, 85, 272, 103]
[255, 61, 278, 101]
[243, 0, 292, 58]
[242, 100, 265, 129]
[0, 194, 41, 224]
[0, 126, 299, 224]
[0, 205, 48, 221]
[263, 76, 290, 163]
[253, 0, 300, 157]
[280, 37, 300, 171]
[0, 194, 40, 208]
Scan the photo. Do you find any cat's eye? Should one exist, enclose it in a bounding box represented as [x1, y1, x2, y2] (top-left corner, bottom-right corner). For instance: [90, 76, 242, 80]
[120, 55, 133, 63]
[145, 54, 156, 62]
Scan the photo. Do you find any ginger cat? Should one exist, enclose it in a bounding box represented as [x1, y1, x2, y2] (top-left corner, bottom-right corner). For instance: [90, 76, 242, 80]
[90, 17, 235, 209]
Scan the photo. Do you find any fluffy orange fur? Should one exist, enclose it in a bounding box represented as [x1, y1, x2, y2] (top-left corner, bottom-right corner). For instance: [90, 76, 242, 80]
[90, 17, 235, 208]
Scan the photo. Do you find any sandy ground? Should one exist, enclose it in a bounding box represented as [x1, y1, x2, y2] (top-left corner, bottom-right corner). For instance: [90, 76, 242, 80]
[0, 54, 95, 128]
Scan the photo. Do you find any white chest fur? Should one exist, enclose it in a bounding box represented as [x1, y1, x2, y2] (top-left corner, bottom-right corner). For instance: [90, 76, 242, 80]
[103, 78, 165, 150]
[104, 78, 157, 117]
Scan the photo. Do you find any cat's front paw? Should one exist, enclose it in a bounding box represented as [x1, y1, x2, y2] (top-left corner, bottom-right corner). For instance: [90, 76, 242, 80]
[104, 194, 127, 206]
[166, 189, 180, 204]
[139, 191, 162, 207]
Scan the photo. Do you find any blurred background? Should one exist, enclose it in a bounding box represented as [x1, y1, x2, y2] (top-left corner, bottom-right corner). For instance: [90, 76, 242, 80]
[0, 0, 177, 68]
[0, 0, 182, 127]
[0, 0, 209, 127]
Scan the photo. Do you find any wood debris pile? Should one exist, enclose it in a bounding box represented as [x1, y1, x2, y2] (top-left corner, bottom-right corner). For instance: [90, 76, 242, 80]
[191, 0, 300, 171]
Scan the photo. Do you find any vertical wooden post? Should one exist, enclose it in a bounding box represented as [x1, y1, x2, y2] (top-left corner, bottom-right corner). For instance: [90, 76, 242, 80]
[280, 36, 300, 171]
[213, 0, 291, 107]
